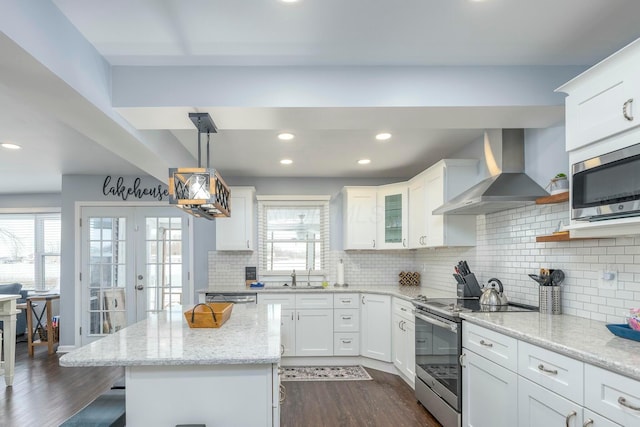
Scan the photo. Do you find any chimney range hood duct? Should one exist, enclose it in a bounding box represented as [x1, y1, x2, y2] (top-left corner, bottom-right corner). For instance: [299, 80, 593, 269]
[432, 129, 549, 215]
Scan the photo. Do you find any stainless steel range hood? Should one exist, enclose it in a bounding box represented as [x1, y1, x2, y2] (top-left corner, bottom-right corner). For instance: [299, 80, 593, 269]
[433, 129, 549, 215]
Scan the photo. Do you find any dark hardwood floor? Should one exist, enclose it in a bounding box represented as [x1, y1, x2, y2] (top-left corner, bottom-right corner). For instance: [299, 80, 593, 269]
[281, 368, 441, 427]
[1, 340, 440, 427]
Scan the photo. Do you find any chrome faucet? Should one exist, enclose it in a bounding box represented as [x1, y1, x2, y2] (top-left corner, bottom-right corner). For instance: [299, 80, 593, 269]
[291, 269, 297, 287]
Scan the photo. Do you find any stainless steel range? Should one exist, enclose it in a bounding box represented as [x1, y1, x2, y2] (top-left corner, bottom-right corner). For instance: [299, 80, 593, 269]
[411, 295, 536, 427]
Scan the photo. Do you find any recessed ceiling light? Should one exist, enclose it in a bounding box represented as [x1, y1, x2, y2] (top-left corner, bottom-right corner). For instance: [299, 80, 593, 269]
[278, 132, 295, 141]
[280, 159, 293, 165]
[358, 159, 371, 165]
[1, 143, 21, 150]
[375, 133, 392, 141]
[280, 0, 299, 3]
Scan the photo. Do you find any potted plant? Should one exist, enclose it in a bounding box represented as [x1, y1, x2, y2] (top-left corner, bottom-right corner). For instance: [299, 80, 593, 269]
[548, 173, 569, 195]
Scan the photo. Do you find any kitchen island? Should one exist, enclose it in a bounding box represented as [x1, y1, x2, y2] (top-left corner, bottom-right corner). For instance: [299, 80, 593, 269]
[60, 304, 281, 427]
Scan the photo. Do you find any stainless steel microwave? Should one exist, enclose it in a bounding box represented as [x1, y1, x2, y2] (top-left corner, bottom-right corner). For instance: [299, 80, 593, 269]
[572, 142, 640, 221]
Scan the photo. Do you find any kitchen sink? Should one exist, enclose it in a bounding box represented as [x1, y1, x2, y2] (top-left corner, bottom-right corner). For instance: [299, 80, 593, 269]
[266, 285, 326, 290]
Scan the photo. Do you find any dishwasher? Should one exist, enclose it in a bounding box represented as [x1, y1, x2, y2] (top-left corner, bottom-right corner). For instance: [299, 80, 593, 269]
[205, 292, 258, 304]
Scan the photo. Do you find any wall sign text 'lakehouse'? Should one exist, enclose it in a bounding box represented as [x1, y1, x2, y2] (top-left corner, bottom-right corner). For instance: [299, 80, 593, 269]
[102, 176, 169, 202]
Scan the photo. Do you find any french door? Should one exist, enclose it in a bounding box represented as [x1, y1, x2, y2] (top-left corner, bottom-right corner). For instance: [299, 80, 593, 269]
[80, 206, 189, 345]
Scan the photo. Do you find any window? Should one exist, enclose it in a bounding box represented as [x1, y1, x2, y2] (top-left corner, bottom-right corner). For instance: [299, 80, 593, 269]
[257, 196, 330, 274]
[0, 213, 61, 290]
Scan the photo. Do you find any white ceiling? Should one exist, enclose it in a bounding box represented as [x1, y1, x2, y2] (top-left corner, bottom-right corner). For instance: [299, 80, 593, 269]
[2, 0, 640, 194]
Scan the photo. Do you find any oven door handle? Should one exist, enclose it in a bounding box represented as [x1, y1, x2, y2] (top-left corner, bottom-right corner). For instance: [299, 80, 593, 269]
[415, 311, 458, 332]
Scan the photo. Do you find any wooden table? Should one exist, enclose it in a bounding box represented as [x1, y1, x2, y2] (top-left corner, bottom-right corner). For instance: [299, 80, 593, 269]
[0, 294, 20, 386]
[26, 294, 60, 357]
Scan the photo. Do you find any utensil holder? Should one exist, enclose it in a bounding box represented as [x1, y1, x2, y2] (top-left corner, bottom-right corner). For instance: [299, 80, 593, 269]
[539, 286, 561, 314]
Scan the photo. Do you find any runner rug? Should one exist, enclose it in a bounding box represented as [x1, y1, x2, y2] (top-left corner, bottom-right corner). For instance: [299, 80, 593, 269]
[280, 365, 372, 381]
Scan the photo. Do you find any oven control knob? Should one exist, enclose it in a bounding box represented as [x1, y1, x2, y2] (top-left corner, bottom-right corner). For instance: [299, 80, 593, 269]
[619, 204, 624, 210]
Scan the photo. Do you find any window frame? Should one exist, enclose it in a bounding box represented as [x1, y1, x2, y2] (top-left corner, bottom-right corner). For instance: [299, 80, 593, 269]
[257, 195, 330, 277]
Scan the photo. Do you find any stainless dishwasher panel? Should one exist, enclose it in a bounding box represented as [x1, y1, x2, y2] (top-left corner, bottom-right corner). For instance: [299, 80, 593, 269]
[205, 293, 258, 304]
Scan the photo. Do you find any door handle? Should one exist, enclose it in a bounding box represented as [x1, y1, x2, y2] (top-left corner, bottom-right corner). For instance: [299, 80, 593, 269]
[565, 411, 576, 427]
[623, 98, 634, 121]
[246, 240, 250, 249]
[136, 284, 144, 291]
[372, 239, 376, 248]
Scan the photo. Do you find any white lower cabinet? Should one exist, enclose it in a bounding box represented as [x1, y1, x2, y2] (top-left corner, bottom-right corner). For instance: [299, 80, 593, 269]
[463, 322, 633, 427]
[392, 298, 415, 383]
[360, 294, 391, 362]
[461, 349, 518, 427]
[295, 309, 333, 356]
[280, 309, 295, 357]
[518, 376, 583, 427]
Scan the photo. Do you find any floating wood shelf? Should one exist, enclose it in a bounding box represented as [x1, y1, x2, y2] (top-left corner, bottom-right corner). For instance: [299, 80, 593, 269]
[536, 231, 571, 242]
[536, 192, 569, 205]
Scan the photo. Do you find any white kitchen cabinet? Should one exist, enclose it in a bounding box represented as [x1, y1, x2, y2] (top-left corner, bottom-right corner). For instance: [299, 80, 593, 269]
[583, 409, 622, 427]
[334, 333, 359, 356]
[280, 309, 295, 357]
[295, 309, 333, 356]
[423, 160, 478, 247]
[377, 183, 408, 249]
[461, 349, 518, 427]
[557, 39, 640, 151]
[392, 298, 415, 383]
[408, 174, 427, 248]
[518, 376, 584, 427]
[360, 294, 391, 362]
[585, 364, 640, 426]
[215, 186, 255, 250]
[342, 187, 378, 250]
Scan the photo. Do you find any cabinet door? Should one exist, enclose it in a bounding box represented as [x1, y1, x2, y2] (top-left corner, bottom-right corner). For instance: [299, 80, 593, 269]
[403, 319, 416, 380]
[360, 294, 391, 362]
[518, 376, 583, 427]
[462, 349, 518, 427]
[343, 187, 378, 250]
[408, 174, 427, 249]
[281, 309, 295, 357]
[392, 313, 406, 372]
[377, 184, 408, 249]
[566, 72, 640, 151]
[215, 187, 255, 250]
[295, 309, 333, 356]
[583, 409, 622, 427]
[425, 168, 445, 247]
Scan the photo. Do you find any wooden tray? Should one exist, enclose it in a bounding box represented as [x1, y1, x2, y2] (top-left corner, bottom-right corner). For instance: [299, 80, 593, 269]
[184, 302, 233, 328]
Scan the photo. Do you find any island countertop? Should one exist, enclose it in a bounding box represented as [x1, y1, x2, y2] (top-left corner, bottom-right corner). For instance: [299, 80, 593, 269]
[60, 304, 281, 367]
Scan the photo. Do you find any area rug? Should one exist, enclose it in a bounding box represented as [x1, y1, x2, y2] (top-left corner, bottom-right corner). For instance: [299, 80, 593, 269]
[281, 365, 372, 381]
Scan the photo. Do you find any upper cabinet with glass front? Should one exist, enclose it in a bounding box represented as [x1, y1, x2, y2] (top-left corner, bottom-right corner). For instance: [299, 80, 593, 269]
[377, 183, 408, 250]
[215, 187, 255, 251]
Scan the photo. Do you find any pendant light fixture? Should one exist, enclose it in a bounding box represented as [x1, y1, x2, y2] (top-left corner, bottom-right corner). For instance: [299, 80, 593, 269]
[168, 113, 231, 219]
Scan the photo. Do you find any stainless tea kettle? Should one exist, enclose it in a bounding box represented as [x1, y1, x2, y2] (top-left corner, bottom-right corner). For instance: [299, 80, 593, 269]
[479, 278, 508, 306]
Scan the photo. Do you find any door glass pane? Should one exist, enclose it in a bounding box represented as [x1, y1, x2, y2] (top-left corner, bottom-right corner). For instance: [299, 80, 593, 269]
[384, 194, 402, 243]
[87, 216, 127, 336]
[145, 216, 183, 311]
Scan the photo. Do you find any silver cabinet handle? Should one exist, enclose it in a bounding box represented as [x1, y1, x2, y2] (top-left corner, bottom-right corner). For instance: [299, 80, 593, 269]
[280, 344, 284, 355]
[538, 364, 558, 375]
[479, 339, 493, 348]
[400, 307, 408, 312]
[400, 320, 406, 331]
[402, 238, 406, 247]
[623, 98, 634, 121]
[459, 352, 466, 368]
[246, 240, 250, 248]
[297, 312, 300, 321]
[279, 383, 286, 403]
[372, 239, 376, 248]
[618, 396, 640, 411]
[341, 316, 352, 320]
[291, 312, 294, 320]
[341, 299, 351, 304]
[417, 339, 426, 343]
[342, 339, 352, 344]
[565, 411, 576, 427]
[583, 420, 593, 427]
[362, 296, 365, 305]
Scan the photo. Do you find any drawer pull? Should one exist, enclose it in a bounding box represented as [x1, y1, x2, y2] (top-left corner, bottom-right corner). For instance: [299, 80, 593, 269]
[583, 419, 593, 427]
[459, 353, 466, 368]
[618, 396, 640, 411]
[341, 299, 352, 304]
[400, 307, 408, 312]
[479, 340, 493, 348]
[342, 340, 352, 344]
[565, 411, 576, 427]
[342, 316, 352, 320]
[537, 364, 558, 375]
[417, 339, 426, 343]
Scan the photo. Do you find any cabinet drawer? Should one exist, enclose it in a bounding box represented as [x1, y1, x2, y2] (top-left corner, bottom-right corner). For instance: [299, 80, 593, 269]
[334, 309, 360, 332]
[463, 322, 518, 372]
[585, 364, 640, 426]
[334, 333, 359, 356]
[258, 293, 296, 309]
[518, 341, 584, 405]
[295, 293, 333, 309]
[334, 293, 359, 309]
[393, 298, 415, 321]
[583, 409, 622, 427]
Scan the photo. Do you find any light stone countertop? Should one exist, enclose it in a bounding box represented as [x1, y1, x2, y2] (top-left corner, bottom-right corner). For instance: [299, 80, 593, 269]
[199, 284, 455, 301]
[59, 304, 281, 367]
[461, 311, 640, 381]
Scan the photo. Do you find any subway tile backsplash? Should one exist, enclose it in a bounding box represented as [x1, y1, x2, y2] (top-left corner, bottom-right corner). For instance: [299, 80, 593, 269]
[209, 200, 640, 323]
